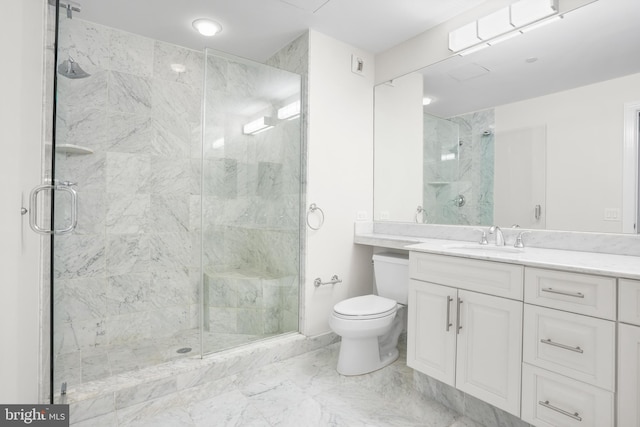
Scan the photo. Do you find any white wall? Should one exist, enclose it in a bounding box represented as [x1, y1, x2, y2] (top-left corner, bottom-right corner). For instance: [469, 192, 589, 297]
[495, 72, 640, 233]
[303, 31, 375, 336]
[374, 73, 423, 222]
[0, 0, 46, 403]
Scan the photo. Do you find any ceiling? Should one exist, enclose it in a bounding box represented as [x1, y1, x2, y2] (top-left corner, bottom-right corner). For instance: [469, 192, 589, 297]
[74, 0, 487, 62]
[67, 0, 639, 119]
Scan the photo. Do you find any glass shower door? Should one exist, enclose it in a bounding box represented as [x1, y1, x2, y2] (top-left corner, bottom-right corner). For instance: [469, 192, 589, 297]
[200, 50, 302, 354]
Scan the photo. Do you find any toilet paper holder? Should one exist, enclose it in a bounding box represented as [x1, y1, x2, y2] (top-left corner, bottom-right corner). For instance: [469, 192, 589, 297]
[314, 275, 342, 287]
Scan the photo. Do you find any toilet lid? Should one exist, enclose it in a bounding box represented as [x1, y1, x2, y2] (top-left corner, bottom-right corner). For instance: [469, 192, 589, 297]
[334, 295, 397, 317]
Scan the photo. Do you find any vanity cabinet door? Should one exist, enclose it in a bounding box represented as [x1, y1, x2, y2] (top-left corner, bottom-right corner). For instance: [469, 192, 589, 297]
[407, 279, 457, 386]
[456, 290, 523, 417]
[618, 323, 640, 427]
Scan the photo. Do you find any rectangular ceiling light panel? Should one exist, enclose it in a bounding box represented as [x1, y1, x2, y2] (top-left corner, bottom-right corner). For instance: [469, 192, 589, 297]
[448, 21, 481, 52]
[477, 7, 514, 40]
[449, 0, 558, 52]
[510, 0, 558, 27]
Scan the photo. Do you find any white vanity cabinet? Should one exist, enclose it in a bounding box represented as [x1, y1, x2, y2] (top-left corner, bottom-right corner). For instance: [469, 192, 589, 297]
[521, 268, 616, 427]
[618, 279, 640, 427]
[407, 252, 524, 416]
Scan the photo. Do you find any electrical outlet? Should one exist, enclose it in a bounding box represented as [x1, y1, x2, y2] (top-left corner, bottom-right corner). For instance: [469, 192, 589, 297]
[379, 211, 390, 220]
[604, 208, 620, 221]
[351, 55, 364, 75]
[356, 211, 367, 221]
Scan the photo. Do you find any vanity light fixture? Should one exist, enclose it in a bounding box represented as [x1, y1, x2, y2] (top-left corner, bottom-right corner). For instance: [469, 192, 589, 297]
[192, 18, 222, 36]
[243, 117, 275, 135]
[449, 0, 558, 54]
[277, 100, 301, 120]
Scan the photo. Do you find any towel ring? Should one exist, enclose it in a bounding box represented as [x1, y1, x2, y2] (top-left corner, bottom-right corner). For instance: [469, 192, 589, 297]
[307, 203, 325, 230]
[415, 205, 427, 224]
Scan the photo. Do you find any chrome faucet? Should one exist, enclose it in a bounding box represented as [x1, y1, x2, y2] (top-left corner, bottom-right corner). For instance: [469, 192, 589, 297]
[488, 225, 505, 246]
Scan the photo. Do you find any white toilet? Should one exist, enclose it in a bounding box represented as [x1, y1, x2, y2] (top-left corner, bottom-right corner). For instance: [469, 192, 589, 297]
[329, 252, 410, 376]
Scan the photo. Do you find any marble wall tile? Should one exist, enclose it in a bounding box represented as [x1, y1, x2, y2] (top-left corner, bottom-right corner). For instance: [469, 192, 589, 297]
[55, 278, 108, 324]
[57, 19, 110, 75]
[202, 158, 238, 198]
[56, 152, 106, 193]
[237, 308, 264, 335]
[54, 235, 106, 279]
[106, 273, 153, 315]
[54, 317, 108, 354]
[106, 234, 150, 275]
[108, 29, 154, 78]
[108, 71, 152, 115]
[150, 194, 190, 232]
[151, 118, 191, 158]
[53, 188, 104, 236]
[81, 353, 111, 383]
[107, 348, 141, 375]
[56, 108, 109, 152]
[206, 275, 239, 307]
[151, 268, 194, 307]
[57, 71, 109, 116]
[106, 193, 150, 234]
[146, 157, 193, 195]
[153, 41, 204, 88]
[106, 152, 151, 193]
[150, 232, 194, 269]
[256, 161, 283, 199]
[105, 113, 154, 154]
[209, 307, 237, 334]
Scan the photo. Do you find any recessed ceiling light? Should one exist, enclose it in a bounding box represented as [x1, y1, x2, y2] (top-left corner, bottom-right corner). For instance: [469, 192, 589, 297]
[170, 63, 186, 73]
[192, 19, 222, 37]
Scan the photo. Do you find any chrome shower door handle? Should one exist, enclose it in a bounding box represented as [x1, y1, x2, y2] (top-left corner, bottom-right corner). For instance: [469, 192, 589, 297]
[29, 182, 78, 235]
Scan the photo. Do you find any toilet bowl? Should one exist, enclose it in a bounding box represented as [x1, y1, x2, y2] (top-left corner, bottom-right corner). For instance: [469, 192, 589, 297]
[329, 253, 410, 376]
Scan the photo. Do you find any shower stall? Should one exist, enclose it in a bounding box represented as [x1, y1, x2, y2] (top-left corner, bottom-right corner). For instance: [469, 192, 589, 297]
[50, 4, 303, 396]
[422, 110, 494, 225]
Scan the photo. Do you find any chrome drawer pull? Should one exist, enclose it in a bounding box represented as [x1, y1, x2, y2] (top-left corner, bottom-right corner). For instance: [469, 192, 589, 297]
[541, 287, 585, 298]
[540, 338, 583, 353]
[446, 296, 453, 332]
[538, 400, 582, 421]
[456, 298, 463, 334]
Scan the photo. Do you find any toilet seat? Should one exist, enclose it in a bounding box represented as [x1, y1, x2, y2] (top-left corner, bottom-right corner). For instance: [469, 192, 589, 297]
[333, 295, 397, 320]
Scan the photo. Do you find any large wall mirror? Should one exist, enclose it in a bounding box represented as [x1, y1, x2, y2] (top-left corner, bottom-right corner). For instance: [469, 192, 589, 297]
[374, 0, 640, 234]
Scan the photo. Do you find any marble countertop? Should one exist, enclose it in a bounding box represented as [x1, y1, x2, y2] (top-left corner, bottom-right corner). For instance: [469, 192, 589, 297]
[355, 232, 640, 280]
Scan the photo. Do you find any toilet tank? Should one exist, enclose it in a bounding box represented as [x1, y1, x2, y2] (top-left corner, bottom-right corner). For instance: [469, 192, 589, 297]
[373, 252, 410, 304]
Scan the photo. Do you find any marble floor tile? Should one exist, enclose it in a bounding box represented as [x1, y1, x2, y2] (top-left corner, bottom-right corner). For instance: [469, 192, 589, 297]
[72, 342, 485, 427]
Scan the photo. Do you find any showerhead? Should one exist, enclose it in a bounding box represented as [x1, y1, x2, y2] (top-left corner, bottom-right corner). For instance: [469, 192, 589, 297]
[57, 57, 90, 79]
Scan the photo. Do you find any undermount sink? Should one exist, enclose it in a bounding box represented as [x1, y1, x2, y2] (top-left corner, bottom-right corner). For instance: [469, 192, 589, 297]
[443, 243, 524, 253]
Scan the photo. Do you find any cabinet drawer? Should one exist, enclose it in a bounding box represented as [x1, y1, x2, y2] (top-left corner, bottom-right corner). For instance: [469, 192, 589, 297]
[524, 268, 616, 319]
[522, 364, 614, 427]
[410, 252, 523, 300]
[619, 279, 640, 326]
[523, 305, 615, 391]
